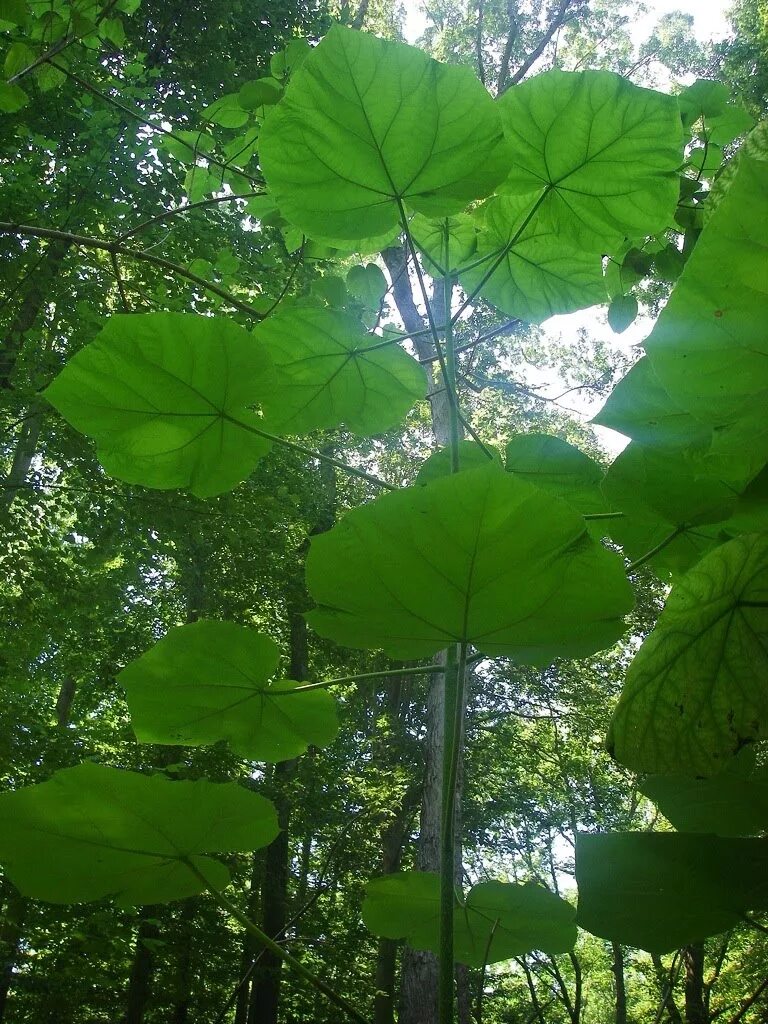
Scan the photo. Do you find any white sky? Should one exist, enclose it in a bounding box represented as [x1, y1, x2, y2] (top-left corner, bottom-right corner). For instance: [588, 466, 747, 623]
[401, 0, 735, 452]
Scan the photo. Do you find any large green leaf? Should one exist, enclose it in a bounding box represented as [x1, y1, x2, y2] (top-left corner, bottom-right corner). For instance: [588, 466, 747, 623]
[0, 763, 278, 904]
[410, 214, 478, 276]
[601, 442, 736, 573]
[306, 465, 633, 660]
[592, 357, 711, 450]
[608, 533, 768, 776]
[642, 758, 768, 837]
[504, 434, 606, 517]
[644, 126, 768, 469]
[460, 196, 605, 322]
[415, 441, 500, 485]
[44, 314, 274, 498]
[120, 621, 338, 762]
[255, 306, 425, 435]
[258, 26, 510, 241]
[362, 872, 576, 966]
[498, 70, 682, 248]
[576, 832, 768, 952]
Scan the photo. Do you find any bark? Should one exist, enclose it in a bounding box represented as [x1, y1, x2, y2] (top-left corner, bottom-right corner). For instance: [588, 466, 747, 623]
[170, 901, 195, 1024]
[233, 853, 263, 1024]
[1, 401, 44, 518]
[611, 942, 628, 1024]
[0, 886, 27, 1022]
[684, 945, 706, 1024]
[383, 243, 469, 1024]
[124, 908, 161, 1024]
[0, 238, 71, 389]
[652, 954, 684, 1024]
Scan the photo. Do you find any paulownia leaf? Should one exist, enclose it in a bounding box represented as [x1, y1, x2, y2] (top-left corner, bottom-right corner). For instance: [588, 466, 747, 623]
[415, 441, 500, 485]
[346, 264, 387, 310]
[410, 214, 478, 275]
[362, 872, 575, 966]
[44, 313, 274, 498]
[259, 25, 510, 241]
[601, 442, 736, 574]
[256, 306, 425, 435]
[644, 124, 768, 470]
[460, 196, 605, 323]
[498, 69, 682, 248]
[642, 759, 768, 837]
[576, 832, 768, 952]
[592, 357, 710, 450]
[0, 763, 279, 904]
[306, 465, 633, 661]
[608, 533, 768, 776]
[504, 434, 606, 517]
[120, 621, 338, 762]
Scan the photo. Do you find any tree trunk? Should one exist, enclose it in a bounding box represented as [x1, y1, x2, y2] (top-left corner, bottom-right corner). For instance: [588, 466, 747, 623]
[383, 244, 468, 1024]
[652, 953, 683, 1024]
[684, 944, 707, 1024]
[124, 908, 161, 1024]
[0, 885, 27, 1023]
[612, 942, 628, 1024]
[170, 901, 195, 1024]
[1, 400, 44, 517]
[233, 852, 263, 1024]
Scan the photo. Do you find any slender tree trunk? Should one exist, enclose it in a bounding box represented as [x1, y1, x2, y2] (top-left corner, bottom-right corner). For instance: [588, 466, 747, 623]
[233, 852, 263, 1024]
[171, 901, 195, 1024]
[0, 886, 27, 1023]
[684, 945, 707, 1024]
[383, 245, 468, 1024]
[652, 954, 683, 1024]
[1, 400, 44, 517]
[612, 942, 628, 1024]
[124, 908, 161, 1024]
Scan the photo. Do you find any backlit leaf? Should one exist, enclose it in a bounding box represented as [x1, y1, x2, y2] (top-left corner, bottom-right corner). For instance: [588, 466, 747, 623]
[576, 832, 768, 952]
[498, 70, 682, 248]
[306, 466, 633, 660]
[259, 25, 510, 241]
[505, 434, 606, 517]
[362, 872, 576, 966]
[256, 306, 426, 435]
[120, 621, 338, 762]
[0, 763, 279, 904]
[44, 313, 274, 497]
[608, 533, 768, 775]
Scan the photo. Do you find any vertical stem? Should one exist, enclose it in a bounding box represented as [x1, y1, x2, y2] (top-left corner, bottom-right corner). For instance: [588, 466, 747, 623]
[442, 222, 460, 473]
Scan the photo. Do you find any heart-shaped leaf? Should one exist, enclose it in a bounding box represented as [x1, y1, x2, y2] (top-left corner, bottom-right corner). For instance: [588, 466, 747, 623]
[120, 621, 338, 762]
[0, 763, 278, 905]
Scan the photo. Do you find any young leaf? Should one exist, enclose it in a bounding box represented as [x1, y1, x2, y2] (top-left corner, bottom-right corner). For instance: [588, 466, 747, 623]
[346, 264, 387, 310]
[120, 621, 338, 762]
[362, 872, 576, 966]
[0, 763, 279, 904]
[608, 533, 768, 776]
[259, 25, 510, 241]
[607, 294, 638, 334]
[306, 466, 633, 661]
[461, 196, 605, 323]
[410, 214, 478, 276]
[256, 306, 426, 436]
[498, 70, 682, 248]
[201, 93, 249, 129]
[44, 313, 274, 497]
[415, 441, 500, 485]
[504, 434, 606, 517]
[576, 832, 768, 952]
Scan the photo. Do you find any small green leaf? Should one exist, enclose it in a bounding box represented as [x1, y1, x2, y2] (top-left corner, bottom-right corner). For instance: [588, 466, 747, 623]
[44, 313, 274, 497]
[259, 25, 510, 241]
[346, 264, 387, 310]
[120, 621, 338, 762]
[184, 165, 221, 203]
[678, 79, 730, 124]
[607, 294, 638, 334]
[158, 130, 216, 163]
[654, 243, 686, 282]
[256, 306, 426, 436]
[306, 466, 633, 661]
[498, 69, 682, 248]
[202, 93, 249, 129]
[608, 533, 768, 776]
[505, 434, 607, 517]
[0, 81, 28, 113]
[3, 41, 33, 78]
[411, 214, 477, 275]
[415, 442, 500, 485]
[0, 763, 279, 904]
[362, 872, 576, 966]
[705, 105, 755, 147]
[0, 0, 27, 28]
[576, 831, 768, 952]
[238, 78, 282, 110]
[99, 16, 125, 47]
